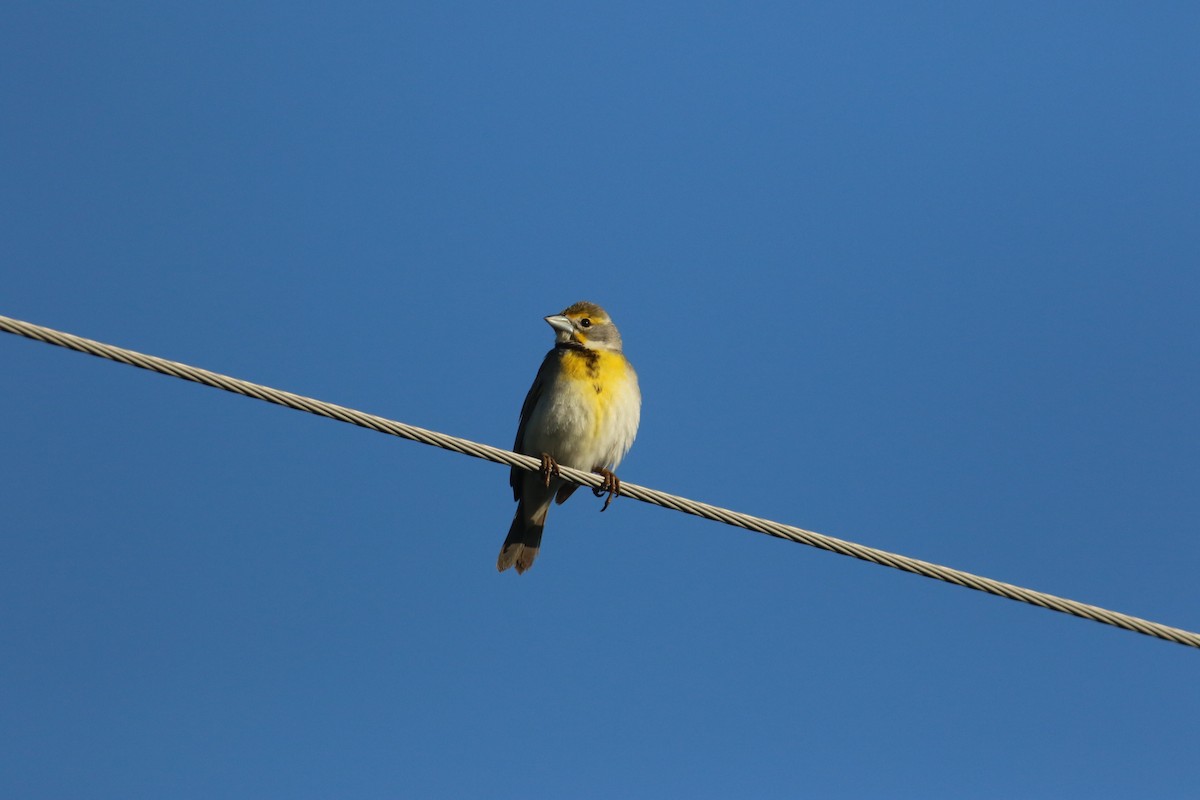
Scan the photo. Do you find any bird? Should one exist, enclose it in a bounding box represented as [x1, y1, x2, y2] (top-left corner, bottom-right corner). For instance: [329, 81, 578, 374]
[497, 301, 641, 574]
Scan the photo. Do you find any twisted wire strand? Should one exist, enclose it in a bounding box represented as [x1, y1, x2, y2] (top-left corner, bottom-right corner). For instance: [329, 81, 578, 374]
[2, 312, 1197, 649]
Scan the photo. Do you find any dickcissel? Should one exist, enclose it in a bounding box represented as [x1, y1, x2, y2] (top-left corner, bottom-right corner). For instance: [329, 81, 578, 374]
[498, 302, 641, 573]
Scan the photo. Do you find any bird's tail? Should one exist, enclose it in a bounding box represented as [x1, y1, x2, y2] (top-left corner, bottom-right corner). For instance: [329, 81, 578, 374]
[497, 500, 547, 574]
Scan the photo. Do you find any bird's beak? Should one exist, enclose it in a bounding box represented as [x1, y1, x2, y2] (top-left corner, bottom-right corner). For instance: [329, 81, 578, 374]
[544, 314, 573, 334]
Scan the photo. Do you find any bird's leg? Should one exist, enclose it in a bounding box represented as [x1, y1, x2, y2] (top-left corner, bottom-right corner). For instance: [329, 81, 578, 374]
[539, 453, 561, 487]
[593, 468, 620, 512]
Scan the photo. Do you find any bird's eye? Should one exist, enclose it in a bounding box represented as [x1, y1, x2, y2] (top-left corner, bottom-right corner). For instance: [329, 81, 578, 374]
[579, 318, 592, 328]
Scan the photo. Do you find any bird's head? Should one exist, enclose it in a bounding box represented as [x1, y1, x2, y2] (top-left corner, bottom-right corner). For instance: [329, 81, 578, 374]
[545, 301, 623, 352]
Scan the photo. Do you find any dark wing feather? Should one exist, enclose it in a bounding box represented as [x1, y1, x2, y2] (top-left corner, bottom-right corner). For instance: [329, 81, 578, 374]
[555, 482, 579, 504]
[511, 349, 558, 500]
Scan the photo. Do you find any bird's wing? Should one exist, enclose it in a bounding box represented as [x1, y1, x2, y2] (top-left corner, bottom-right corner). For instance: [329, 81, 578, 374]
[511, 349, 558, 500]
[555, 482, 579, 504]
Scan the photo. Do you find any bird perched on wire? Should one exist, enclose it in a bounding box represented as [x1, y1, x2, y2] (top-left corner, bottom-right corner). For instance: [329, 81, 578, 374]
[498, 302, 641, 574]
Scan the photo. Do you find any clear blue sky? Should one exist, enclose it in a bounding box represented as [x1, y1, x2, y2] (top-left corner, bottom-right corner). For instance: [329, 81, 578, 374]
[2, 3, 1198, 797]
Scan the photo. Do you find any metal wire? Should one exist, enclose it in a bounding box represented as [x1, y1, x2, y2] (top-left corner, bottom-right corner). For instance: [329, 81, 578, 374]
[3, 312, 1197, 649]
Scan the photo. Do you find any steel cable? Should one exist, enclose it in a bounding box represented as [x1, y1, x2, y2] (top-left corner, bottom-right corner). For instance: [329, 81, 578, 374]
[3, 313, 1197, 649]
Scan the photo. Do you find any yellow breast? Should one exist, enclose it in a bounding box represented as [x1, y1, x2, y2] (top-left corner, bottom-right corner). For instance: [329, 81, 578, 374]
[558, 347, 632, 395]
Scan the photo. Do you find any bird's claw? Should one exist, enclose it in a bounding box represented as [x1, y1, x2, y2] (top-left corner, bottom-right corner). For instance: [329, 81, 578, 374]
[539, 453, 561, 487]
[593, 468, 620, 512]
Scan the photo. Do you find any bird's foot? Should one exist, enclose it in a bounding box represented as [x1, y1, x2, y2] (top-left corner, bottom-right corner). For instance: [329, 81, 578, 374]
[593, 468, 620, 512]
[539, 453, 561, 487]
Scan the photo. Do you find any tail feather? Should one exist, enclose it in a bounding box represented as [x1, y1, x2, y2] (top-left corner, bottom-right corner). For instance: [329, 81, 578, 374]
[497, 503, 545, 574]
